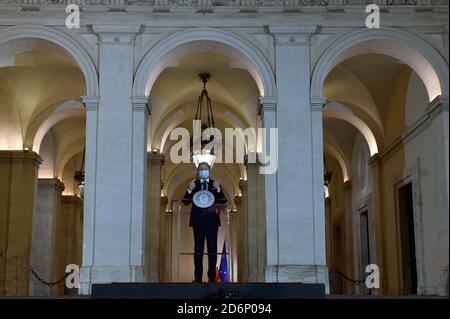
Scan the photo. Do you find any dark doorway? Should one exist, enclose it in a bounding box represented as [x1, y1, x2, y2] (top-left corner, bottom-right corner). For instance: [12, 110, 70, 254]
[398, 182, 417, 295]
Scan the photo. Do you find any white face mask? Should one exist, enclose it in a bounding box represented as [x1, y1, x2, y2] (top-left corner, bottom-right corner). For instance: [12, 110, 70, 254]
[198, 169, 209, 179]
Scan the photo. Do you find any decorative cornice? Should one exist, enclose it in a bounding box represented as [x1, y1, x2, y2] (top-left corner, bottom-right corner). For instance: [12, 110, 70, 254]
[1, 0, 448, 11]
[92, 24, 141, 34]
[268, 25, 317, 34]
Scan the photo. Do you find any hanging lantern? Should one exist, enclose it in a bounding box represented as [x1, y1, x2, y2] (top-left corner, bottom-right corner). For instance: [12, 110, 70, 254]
[191, 72, 217, 168]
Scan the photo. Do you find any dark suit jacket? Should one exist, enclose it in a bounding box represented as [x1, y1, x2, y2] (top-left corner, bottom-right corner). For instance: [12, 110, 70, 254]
[183, 179, 225, 228]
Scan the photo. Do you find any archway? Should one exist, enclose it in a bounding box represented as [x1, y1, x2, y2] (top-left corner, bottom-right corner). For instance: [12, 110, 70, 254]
[133, 28, 276, 99]
[0, 26, 94, 296]
[137, 31, 275, 283]
[324, 101, 379, 156]
[311, 28, 448, 103]
[0, 25, 98, 98]
[317, 29, 446, 295]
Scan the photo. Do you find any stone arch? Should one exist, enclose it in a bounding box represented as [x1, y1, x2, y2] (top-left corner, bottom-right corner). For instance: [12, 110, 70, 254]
[60, 149, 85, 196]
[324, 101, 379, 156]
[37, 132, 56, 179]
[57, 138, 85, 180]
[323, 139, 350, 183]
[0, 25, 99, 97]
[31, 100, 85, 153]
[311, 28, 449, 103]
[133, 28, 277, 99]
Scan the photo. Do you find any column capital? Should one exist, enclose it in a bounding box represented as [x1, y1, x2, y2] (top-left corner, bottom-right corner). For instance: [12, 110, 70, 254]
[61, 195, 83, 206]
[342, 180, 352, 192]
[147, 152, 165, 164]
[368, 153, 380, 167]
[268, 25, 317, 46]
[238, 179, 248, 191]
[92, 24, 142, 45]
[244, 156, 258, 168]
[81, 96, 99, 110]
[132, 96, 151, 115]
[0, 150, 43, 166]
[311, 97, 327, 112]
[37, 178, 65, 192]
[427, 95, 449, 114]
[259, 96, 277, 106]
[160, 195, 168, 206]
[259, 96, 277, 114]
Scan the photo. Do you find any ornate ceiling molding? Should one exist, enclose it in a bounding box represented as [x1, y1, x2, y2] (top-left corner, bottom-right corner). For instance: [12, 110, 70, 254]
[0, 0, 448, 8]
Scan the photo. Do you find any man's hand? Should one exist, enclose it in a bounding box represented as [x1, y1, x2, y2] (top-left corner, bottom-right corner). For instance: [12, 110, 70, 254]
[213, 179, 221, 190]
[188, 179, 196, 192]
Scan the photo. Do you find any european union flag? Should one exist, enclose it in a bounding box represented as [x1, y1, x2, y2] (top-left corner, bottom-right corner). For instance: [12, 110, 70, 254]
[219, 240, 229, 282]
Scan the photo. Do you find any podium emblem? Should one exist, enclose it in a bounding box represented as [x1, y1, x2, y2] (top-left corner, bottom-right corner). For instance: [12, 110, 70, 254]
[193, 190, 215, 208]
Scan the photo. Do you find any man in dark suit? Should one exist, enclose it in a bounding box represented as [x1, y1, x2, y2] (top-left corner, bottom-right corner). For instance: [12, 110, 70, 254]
[183, 162, 224, 283]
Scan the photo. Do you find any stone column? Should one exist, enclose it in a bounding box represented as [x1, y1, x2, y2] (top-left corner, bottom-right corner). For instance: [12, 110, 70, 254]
[230, 203, 238, 282]
[29, 178, 64, 296]
[244, 160, 267, 282]
[246, 162, 258, 281]
[425, 96, 449, 295]
[131, 97, 150, 281]
[0, 151, 41, 296]
[79, 96, 98, 295]
[146, 152, 164, 282]
[234, 195, 242, 282]
[237, 181, 248, 282]
[256, 160, 267, 281]
[368, 154, 383, 296]
[311, 99, 329, 291]
[164, 210, 173, 282]
[342, 180, 354, 294]
[80, 25, 145, 295]
[159, 195, 168, 282]
[61, 196, 83, 266]
[265, 26, 329, 290]
[259, 97, 277, 283]
[324, 196, 332, 269]
[74, 198, 83, 272]
[52, 195, 82, 296]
